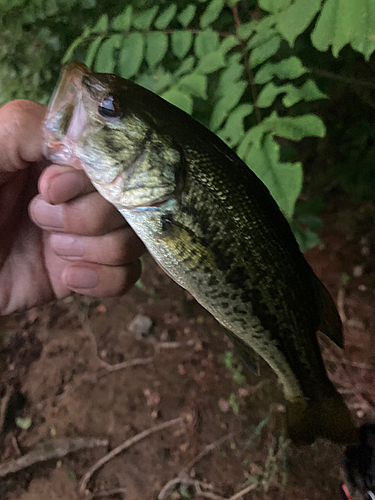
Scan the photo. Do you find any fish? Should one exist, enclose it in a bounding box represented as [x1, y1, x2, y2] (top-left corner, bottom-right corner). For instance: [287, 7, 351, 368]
[43, 62, 357, 444]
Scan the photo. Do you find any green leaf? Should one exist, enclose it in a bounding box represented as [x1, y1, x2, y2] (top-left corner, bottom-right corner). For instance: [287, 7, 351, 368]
[179, 485, 191, 498]
[246, 134, 303, 219]
[220, 35, 240, 54]
[217, 54, 243, 96]
[350, 0, 375, 60]
[249, 35, 281, 67]
[265, 113, 326, 140]
[178, 73, 207, 99]
[200, 0, 224, 29]
[237, 124, 266, 158]
[155, 4, 177, 29]
[67, 470, 76, 481]
[210, 80, 247, 130]
[45, 0, 58, 16]
[178, 4, 196, 26]
[259, 0, 292, 12]
[254, 56, 306, 84]
[162, 88, 193, 114]
[81, 0, 96, 7]
[16, 417, 32, 430]
[257, 80, 326, 108]
[196, 50, 226, 73]
[195, 28, 220, 58]
[85, 35, 104, 68]
[92, 13, 108, 33]
[276, 0, 321, 46]
[174, 56, 196, 77]
[119, 33, 144, 79]
[94, 35, 122, 73]
[218, 104, 254, 148]
[146, 32, 168, 68]
[286, 80, 327, 106]
[311, 0, 370, 57]
[247, 27, 277, 49]
[133, 6, 159, 30]
[237, 21, 257, 40]
[152, 70, 173, 93]
[111, 5, 132, 31]
[172, 30, 193, 58]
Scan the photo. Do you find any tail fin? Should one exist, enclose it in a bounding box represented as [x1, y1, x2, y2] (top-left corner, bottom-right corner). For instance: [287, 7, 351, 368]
[286, 394, 358, 445]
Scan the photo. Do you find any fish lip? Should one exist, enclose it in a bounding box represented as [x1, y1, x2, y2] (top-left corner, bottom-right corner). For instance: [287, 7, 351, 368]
[43, 63, 92, 167]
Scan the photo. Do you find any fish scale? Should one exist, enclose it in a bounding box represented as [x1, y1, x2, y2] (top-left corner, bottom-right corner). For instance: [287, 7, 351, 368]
[43, 62, 357, 445]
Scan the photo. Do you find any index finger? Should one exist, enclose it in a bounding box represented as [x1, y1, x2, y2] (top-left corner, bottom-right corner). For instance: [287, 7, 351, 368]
[0, 100, 47, 180]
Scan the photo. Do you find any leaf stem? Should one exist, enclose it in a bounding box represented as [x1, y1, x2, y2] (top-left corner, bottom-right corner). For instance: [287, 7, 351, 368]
[307, 67, 375, 89]
[231, 4, 262, 124]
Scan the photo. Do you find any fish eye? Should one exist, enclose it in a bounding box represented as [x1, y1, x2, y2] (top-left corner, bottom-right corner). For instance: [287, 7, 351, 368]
[98, 96, 122, 119]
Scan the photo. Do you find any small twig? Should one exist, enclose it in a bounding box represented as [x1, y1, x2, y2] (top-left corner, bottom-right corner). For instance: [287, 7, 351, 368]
[158, 433, 233, 500]
[153, 340, 195, 350]
[10, 434, 21, 457]
[0, 386, 12, 431]
[79, 308, 154, 374]
[195, 481, 227, 500]
[0, 438, 108, 478]
[92, 488, 127, 498]
[79, 417, 184, 494]
[183, 433, 234, 473]
[98, 357, 154, 377]
[228, 484, 256, 500]
[159, 478, 226, 500]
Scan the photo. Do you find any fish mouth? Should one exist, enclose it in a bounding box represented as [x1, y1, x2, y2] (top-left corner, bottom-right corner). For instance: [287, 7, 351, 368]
[43, 63, 92, 169]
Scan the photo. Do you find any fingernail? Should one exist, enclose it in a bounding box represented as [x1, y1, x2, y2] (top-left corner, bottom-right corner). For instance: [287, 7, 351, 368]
[30, 197, 64, 229]
[50, 234, 84, 257]
[65, 267, 98, 289]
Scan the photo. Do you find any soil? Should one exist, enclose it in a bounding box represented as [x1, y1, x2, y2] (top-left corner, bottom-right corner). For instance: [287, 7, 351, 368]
[0, 196, 374, 500]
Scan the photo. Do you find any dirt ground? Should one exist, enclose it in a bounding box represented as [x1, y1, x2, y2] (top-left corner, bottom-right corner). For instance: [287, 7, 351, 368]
[0, 196, 374, 500]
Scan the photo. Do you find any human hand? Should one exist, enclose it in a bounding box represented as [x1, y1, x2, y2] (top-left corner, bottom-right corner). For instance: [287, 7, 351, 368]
[0, 100, 145, 316]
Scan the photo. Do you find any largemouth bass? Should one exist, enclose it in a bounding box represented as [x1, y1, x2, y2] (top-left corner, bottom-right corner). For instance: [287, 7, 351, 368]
[43, 62, 356, 444]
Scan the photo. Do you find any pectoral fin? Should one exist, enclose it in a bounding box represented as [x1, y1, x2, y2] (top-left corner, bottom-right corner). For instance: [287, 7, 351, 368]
[225, 329, 260, 376]
[313, 276, 343, 348]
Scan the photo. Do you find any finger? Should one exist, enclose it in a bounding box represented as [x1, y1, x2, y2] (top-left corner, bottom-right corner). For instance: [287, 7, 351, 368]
[62, 260, 142, 297]
[30, 191, 125, 236]
[38, 165, 95, 205]
[0, 100, 47, 177]
[49, 227, 146, 265]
